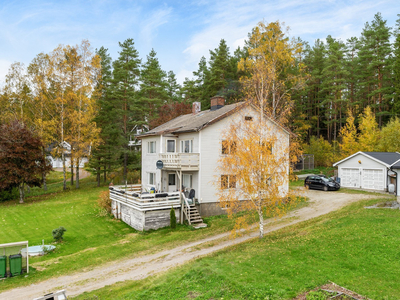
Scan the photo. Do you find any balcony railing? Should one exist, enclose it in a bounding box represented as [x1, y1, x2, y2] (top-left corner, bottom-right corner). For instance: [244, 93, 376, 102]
[159, 153, 199, 170]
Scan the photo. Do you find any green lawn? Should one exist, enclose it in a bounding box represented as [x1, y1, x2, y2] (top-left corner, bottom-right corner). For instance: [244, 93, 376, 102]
[0, 173, 239, 291]
[75, 198, 400, 300]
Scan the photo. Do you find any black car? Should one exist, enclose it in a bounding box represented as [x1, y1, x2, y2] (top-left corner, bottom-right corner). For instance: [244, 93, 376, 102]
[304, 175, 340, 191]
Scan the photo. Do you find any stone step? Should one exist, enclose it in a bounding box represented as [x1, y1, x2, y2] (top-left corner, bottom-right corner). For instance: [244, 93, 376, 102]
[193, 223, 208, 229]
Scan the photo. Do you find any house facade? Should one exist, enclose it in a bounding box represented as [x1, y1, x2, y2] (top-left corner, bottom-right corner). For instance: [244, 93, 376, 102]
[333, 151, 400, 193]
[137, 96, 290, 217]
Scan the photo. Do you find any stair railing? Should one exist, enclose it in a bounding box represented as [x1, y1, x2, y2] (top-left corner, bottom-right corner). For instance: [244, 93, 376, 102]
[181, 193, 192, 225]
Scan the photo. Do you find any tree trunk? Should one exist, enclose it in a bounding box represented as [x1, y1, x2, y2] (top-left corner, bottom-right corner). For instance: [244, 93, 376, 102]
[43, 172, 47, 191]
[19, 182, 25, 204]
[70, 160, 74, 186]
[62, 151, 66, 191]
[76, 161, 80, 189]
[258, 209, 264, 239]
[104, 165, 107, 183]
[97, 166, 100, 187]
[42, 148, 47, 191]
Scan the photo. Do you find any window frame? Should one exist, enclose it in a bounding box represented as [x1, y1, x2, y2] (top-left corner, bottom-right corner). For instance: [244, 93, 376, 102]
[180, 139, 193, 153]
[147, 141, 156, 154]
[221, 140, 236, 155]
[166, 139, 176, 153]
[221, 175, 236, 189]
[148, 172, 156, 185]
[182, 174, 193, 189]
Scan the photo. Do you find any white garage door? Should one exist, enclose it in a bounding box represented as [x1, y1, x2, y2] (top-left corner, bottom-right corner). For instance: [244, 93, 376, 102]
[341, 168, 360, 188]
[362, 169, 384, 190]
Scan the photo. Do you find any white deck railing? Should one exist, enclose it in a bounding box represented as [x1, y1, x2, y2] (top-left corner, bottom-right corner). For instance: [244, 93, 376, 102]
[110, 184, 182, 211]
[159, 153, 199, 169]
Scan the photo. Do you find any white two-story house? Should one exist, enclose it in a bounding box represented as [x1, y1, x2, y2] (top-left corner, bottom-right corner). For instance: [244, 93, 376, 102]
[137, 96, 290, 218]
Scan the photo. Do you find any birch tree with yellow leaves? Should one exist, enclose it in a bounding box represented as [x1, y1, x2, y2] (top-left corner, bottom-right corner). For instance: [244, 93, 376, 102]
[216, 110, 299, 239]
[238, 21, 307, 125]
[339, 110, 359, 159]
[48, 40, 101, 189]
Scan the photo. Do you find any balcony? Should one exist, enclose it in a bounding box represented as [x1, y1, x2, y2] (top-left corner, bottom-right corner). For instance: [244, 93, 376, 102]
[159, 153, 199, 171]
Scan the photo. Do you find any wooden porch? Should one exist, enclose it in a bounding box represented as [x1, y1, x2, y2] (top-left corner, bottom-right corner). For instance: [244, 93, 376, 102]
[109, 184, 206, 230]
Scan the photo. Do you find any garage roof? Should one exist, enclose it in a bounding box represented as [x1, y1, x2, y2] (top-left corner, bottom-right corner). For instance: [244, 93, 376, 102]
[333, 151, 400, 168]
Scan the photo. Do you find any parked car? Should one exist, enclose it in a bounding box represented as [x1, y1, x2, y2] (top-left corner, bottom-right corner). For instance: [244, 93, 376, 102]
[304, 175, 340, 191]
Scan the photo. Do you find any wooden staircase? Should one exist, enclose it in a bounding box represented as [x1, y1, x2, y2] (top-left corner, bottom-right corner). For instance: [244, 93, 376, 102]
[186, 204, 207, 229]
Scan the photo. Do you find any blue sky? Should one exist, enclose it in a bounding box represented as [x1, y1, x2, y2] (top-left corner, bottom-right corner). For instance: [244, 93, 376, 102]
[0, 0, 399, 85]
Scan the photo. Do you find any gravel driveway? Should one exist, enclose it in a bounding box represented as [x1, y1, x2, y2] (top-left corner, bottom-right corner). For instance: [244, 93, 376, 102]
[0, 189, 388, 300]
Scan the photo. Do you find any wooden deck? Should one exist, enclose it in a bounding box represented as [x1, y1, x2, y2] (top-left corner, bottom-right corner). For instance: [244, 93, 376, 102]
[110, 185, 181, 211]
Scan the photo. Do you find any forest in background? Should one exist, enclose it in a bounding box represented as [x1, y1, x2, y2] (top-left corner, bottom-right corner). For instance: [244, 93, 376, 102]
[0, 12, 400, 190]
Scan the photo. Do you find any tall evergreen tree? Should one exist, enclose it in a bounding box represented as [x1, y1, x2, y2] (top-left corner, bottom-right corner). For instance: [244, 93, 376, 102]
[393, 15, 400, 114]
[89, 47, 119, 186]
[358, 13, 392, 126]
[139, 49, 168, 123]
[112, 38, 141, 182]
[166, 70, 181, 103]
[321, 35, 348, 142]
[208, 39, 234, 99]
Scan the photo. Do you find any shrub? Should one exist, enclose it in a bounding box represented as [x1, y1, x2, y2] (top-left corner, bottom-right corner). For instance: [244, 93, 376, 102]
[170, 207, 177, 229]
[52, 226, 66, 242]
[0, 187, 18, 202]
[98, 191, 112, 214]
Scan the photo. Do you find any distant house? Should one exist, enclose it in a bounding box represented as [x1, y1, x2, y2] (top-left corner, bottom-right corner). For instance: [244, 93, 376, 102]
[109, 96, 290, 231]
[46, 141, 89, 169]
[128, 125, 148, 151]
[333, 151, 400, 194]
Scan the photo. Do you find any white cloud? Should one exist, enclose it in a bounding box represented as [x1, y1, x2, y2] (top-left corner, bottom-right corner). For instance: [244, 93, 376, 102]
[140, 6, 173, 47]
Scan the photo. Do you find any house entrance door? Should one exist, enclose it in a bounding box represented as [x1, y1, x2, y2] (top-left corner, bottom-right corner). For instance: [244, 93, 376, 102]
[168, 173, 176, 192]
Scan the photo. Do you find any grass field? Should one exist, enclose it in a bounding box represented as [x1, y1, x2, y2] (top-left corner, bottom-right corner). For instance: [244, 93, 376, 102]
[0, 173, 239, 291]
[75, 198, 400, 300]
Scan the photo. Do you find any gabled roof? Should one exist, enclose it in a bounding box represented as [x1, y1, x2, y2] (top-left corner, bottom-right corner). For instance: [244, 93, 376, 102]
[137, 101, 290, 138]
[138, 102, 245, 137]
[333, 151, 400, 168]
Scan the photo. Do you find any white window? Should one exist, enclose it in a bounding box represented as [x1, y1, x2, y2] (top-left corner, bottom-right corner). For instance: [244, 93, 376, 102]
[221, 175, 236, 189]
[148, 172, 156, 185]
[222, 140, 236, 154]
[182, 174, 192, 189]
[148, 141, 156, 153]
[167, 140, 175, 153]
[181, 140, 193, 153]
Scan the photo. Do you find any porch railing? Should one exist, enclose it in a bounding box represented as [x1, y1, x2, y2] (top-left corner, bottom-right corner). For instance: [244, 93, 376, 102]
[110, 185, 181, 211]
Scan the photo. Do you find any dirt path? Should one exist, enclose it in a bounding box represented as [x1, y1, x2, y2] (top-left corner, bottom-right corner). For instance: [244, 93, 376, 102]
[0, 190, 388, 300]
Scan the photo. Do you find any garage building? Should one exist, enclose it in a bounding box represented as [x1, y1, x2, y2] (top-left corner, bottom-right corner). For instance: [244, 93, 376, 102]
[333, 152, 400, 192]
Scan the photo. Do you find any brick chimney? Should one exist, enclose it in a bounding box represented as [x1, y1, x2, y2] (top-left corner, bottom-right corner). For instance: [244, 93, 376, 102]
[192, 102, 201, 114]
[210, 96, 225, 111]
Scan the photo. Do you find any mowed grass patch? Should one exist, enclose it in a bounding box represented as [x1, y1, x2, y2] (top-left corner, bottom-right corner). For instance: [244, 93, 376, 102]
[0, 175, 238, 291]
[75, 198, 400, 300]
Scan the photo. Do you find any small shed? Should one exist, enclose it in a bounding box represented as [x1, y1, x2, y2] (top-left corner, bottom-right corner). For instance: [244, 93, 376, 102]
[333, 152, 400, 192]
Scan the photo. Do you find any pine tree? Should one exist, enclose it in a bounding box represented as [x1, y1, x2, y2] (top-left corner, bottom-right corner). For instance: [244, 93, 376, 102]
[393, 15, 400, 114]
[358, 13, 393, 126]
[89, 47, 119, 186]
[321, 35, 348, 142]
[166, 70, 181, 103]
[208, 39, 234, 100]
[344, 37, 360, 115]
[112, 38, 142, 182]
[193, 56, 211, 109]
[139, 49, 168, 124]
